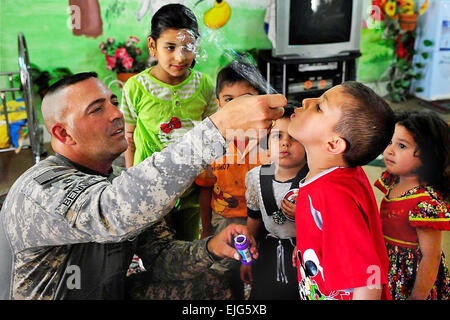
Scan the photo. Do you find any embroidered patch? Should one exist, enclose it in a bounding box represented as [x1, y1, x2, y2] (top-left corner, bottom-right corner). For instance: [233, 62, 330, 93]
[55, 176, 104, 217]
[34, 168, 76, 185]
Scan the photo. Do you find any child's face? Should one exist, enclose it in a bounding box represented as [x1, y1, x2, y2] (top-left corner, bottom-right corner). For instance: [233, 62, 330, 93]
[383, 124, 421, 177]
[288, 86, 345, 148]
[269, 118, 306, 168]
[216, 81, 259, 108]
[148, 28, 196, 81]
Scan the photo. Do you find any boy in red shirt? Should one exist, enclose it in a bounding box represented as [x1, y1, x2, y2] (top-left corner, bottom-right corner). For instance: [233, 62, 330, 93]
[288, 81, 395, 300]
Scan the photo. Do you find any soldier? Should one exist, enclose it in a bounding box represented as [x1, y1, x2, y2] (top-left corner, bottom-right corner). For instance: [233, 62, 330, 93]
[0, 72, 286, 299]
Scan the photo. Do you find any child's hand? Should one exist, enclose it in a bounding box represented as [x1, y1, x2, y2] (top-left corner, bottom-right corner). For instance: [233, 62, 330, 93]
[240, 264, 253, 285]
[124, 124, 136, 151]
[125, 132, 135, 150]
[281, 197, 297, 220]
[292, 246, 297, 268]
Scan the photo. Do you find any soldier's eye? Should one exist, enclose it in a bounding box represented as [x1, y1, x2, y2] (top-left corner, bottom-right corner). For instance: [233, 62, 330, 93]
[92, 106, 102, 113]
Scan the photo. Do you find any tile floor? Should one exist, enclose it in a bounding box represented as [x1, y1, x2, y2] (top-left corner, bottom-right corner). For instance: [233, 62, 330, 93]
[1, 97, 449, 257]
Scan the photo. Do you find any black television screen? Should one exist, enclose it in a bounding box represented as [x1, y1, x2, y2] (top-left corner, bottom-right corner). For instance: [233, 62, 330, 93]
[289, 0, 353, 45]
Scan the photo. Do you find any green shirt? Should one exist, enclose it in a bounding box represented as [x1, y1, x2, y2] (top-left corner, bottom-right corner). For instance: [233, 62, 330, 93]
[120, 68, 218, 165]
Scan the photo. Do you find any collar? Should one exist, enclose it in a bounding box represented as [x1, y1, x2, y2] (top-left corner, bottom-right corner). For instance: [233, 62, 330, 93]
[55, 153, 112, 178]
[146, 66, 195, 89]
[299, 166, 343, 187]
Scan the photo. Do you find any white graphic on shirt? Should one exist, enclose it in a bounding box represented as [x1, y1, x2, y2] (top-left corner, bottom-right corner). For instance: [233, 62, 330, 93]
[304, 249, 324, 281]
[308, 195, 323, 230]
[297, 248, 327, 300]
[297, 248, 351, 300]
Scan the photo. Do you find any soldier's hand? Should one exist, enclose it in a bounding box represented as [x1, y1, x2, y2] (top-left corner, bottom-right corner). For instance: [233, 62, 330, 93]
[209, 94, 286, 141]
[207, 223, 258, 261]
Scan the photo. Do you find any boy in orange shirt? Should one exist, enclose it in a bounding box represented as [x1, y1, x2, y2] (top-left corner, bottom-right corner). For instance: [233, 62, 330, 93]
[196, 62, 271, 238]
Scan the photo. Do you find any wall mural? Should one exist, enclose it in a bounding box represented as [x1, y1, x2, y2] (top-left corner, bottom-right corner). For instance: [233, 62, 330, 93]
[66, 0, 191, 38]
[0, 0, 271, 118]
[66, 0, 233, 38]
[68, 0, 103, 38]
[1, 0, 389, 94]
[195, 0, 232, 29]
[135, 0, 185, 21]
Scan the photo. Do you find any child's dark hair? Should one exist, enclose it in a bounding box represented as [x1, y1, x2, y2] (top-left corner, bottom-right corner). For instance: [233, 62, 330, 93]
[149, 4, 199, 68]
[335, 81, 395, 167]
[216, 61, 266, 98]
[278, 103, 297, 120]
[149, 4, 200, 40]
[260, 104, 297, 150]
[396, 110, 450, 200]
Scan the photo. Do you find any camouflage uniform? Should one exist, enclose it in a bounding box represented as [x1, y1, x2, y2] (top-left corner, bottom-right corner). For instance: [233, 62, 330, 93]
[0, 118, 231, 300]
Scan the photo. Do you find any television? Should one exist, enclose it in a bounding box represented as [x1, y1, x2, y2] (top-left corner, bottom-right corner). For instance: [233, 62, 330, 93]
[272, 0, 363, 59]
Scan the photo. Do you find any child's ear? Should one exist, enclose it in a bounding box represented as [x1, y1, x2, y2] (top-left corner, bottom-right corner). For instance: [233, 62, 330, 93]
[147, 36, 156, 56]
[216, 98, 223, 108]
[325, 136, 347, 155]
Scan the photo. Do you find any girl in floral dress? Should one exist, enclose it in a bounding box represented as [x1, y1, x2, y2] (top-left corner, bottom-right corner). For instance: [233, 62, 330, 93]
[374, 111, 450, 300]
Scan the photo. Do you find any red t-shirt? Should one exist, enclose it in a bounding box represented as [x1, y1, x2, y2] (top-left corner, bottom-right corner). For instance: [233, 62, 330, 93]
[295, 167, 391, 300]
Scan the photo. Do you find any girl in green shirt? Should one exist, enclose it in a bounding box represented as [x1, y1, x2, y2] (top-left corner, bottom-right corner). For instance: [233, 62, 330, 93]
[120, 4, 217, 241]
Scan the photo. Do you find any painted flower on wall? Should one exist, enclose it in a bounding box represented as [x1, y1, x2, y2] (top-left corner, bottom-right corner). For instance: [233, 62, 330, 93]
[372, 0, 431, 102]
[99, 36, 146, 73]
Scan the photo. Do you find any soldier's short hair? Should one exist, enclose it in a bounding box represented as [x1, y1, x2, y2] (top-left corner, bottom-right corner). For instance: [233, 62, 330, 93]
[42, 72, 98, 130]
[46, 72, 98, 96]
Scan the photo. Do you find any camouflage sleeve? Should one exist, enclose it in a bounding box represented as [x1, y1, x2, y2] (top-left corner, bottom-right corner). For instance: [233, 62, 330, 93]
[71, 118, 226, 243]
[136, 220, 215, 281]
[5, 118, 226, 250]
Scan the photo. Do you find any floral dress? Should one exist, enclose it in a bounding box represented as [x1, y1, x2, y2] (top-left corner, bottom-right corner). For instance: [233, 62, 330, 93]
[374, 171, 450, 300]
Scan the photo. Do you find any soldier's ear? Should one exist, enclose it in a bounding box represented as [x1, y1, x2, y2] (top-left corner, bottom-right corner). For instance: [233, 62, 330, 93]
[51, 123, 75, 145]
